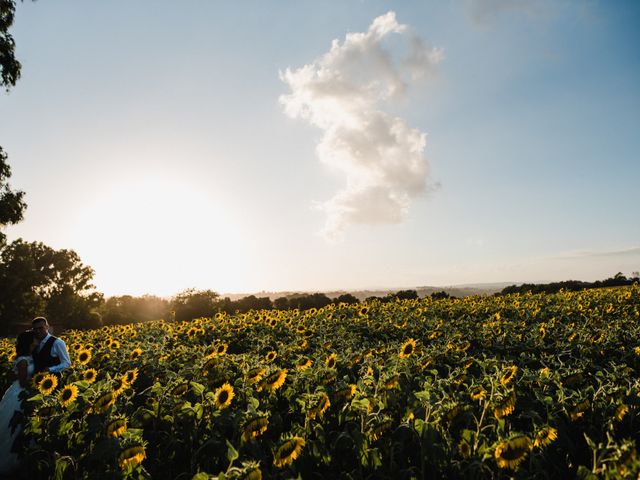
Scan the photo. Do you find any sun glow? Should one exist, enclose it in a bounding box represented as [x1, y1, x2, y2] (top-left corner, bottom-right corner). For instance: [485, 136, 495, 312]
[70, 173, 251, 296]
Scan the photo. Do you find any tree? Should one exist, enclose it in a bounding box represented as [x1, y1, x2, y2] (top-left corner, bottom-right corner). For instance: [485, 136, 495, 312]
[0, 239, 103, 333]
[1, 0, 21, 91]
[170, 289, 219, 322]
[333, 293, 359, 305]
[101, 294, 170, 326]
[273, 297, 289, 310]
[0, 1, 27, 244]
[0, 147, 26, 245]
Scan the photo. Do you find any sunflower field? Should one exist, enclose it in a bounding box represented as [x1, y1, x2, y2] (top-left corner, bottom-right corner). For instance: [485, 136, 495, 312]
[1, 285, 640, 479]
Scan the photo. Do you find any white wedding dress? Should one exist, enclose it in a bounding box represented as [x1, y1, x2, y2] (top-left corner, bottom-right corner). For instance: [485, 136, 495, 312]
[0, 355, 34, 474]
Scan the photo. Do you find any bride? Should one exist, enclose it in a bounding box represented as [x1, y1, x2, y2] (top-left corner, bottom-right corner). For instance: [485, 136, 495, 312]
[0, 330, 37, 475]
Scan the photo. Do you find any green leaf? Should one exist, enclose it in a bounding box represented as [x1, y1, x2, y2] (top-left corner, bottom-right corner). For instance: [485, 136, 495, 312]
[190, 382, 206, 396]
[577, 465, 598, 480]
[414, 391, 431, 404]
[461, 429, 474, 442]
[54, 456, 72, 480]
[192, 473, 209, 480]
[226, 440, 239, 463]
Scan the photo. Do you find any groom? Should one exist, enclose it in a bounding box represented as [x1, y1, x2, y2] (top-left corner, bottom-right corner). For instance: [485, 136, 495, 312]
[31, 317, 71, 374]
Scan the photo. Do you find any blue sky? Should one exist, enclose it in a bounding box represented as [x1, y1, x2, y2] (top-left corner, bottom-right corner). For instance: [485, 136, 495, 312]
[1, 1, 639, 296]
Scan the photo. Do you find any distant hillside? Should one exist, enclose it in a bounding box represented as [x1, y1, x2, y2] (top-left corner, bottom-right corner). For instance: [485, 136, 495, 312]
[221, 282, 511, 302]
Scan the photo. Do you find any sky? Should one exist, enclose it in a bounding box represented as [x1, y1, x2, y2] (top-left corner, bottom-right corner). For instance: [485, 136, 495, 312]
[1, 0, 639, 297]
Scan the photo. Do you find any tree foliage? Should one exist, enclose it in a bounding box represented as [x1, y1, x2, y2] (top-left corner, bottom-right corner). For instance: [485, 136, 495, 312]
[0, 146, 26, 245]
[170, 288, 220, 322]
[0, 1, 26, 245]
[0, 239, 103, 333]
[100, 295, 170, 326]
[499, 272, 639, 296]
[0, 0, 21, 91]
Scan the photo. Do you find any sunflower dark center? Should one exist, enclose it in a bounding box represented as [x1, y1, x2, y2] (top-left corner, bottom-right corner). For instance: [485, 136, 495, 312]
[500, 445, 527, 461]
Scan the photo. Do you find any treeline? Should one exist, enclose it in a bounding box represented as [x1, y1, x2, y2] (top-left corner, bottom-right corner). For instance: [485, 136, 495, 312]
[101, 289, 435, 326]
[499, 272, 639, 295]
[0, 235, 452, 333]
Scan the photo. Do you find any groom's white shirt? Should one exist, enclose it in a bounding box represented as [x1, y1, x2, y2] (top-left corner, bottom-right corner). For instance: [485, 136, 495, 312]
[36, 333, 71, 373]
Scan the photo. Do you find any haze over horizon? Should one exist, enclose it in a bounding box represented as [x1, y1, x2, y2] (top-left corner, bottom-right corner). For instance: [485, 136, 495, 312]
[2, 1, 638, 298]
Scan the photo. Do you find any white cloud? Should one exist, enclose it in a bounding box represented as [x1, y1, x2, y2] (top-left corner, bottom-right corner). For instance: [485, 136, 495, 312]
[280, 11, 442, 240]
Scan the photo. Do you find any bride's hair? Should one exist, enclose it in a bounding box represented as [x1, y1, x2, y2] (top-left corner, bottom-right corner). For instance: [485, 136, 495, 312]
[16, 330, 36, 357]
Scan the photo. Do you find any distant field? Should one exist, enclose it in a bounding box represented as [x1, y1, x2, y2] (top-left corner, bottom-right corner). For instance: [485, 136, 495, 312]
[2, 285, 639, 479]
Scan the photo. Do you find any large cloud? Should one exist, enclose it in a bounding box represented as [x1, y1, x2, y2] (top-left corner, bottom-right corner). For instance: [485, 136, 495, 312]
[280, 12, 442, 240]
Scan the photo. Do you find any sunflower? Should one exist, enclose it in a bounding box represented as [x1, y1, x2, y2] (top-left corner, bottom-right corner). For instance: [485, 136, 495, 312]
[124, 368, 138, 386]
[458, 438, 472, 459]
[470, 386, 486, 401]
[38, 374, 58, 395]
[245, 367, 266, 385]
[493, 392, 516, 419]
[108, 339, 120, 351]
[533, 426, 558, 448]
[570, 399, 590, 421]
[113, 376, 129, 396]
[399, 339, 416, 358]
[358, 306, 369, 317]
[273, 437, 305, 468]
[82, 368, 98, 383]
[58, 384, 79, 407]
[334, 384, 357, 402]
[295, 357, 312, 371]
[368, 418, 393, 441]
[130, 348, 142, 360]
[118, 445, 146, 470]
[634, 346, 640, 357]
[384, 375, 400, 390]
[494, 436, 532, 470]
[259, 369, 287, 393]
[186, 327, 198, 337]
[77, 349, 92, 365]
[241, 416, 269, 441]
[615, 404, 630, 422]
[308, 392, 330, 420]
[93, 391, 116, 414]
[241, 466, 262, 480]
[36, 405, 57, 417]
[213, 383, 235, 409]
[265, 351, 277, 363]
[324, 353, 337, 369]
[107, 418, 127, 437]
[319, 371, 336, 385]
[296, 338, 308, 349]
[216, 343, 228, 355]
[172, 382, 190, 396]
[32, 372, 46, 389]
[500, 366, 518, 386]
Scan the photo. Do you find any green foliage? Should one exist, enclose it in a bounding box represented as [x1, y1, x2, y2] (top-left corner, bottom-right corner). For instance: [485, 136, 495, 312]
[171, 289, 220, 322]
[100, 296, 170, 326]
[0, 0, 21, 91]
[0, 239, 103, 333]
[0, 146, 27, 245]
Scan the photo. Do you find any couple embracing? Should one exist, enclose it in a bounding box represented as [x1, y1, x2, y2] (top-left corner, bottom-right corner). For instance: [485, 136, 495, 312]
[0, 317, 71, 475]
